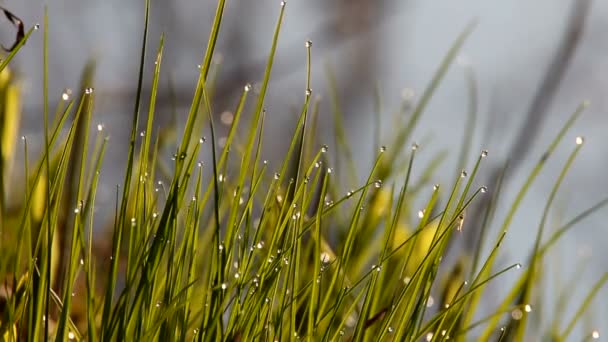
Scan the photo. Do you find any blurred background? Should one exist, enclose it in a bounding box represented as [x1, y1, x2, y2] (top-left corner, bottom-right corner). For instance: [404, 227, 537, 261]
[2, 0, 606, 337]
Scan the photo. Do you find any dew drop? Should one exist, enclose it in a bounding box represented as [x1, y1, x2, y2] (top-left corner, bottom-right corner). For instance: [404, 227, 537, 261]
[481, 150, 488, 157]
[280, 0, 286, 6]
[516, 263, 522, 269]
[155, 302, 161, 308]
[263, 160, 268, 165]
[426, 296, 434, 307]
[374, 180, 382, 188]
[257, 241, 264, 249]
[199, 137, 206, 144]
[84, 87, 94, 94]
[461, 170, 467, 178]
[411, 143, 419, 151]
[305, 40, 312, 48]
[320, 252, 331, 263]
[305, 88, 312, 96]
[576, 136, 584, 145]
[511, 309, 523, 320]
[321, 145, 328, 153]
[314, 162, 320, 168]
[140, 131, 145, 137]
[388, 327, 394, 333]
[480, 186, 488, 193]
[68, 332, 75, 340]
[220, 111, 234, 125]
[221, 283, 227, 290]
[339, 330, 345, 336]
[380, 146, 387, 153]
[74, 207, 80, 214]
[592, 330, 600, 339]
[274, 173, 280, 180]
[62, 88, 72, 101]
[346, 190, 353, 198]
[433, 184, 440, 191]
[524, 304, 532, 313]
[418, 210, 425, 219]
[34, 23, 40, 30]
[327, 167, 333, 174]
[426, 332, 434, 341]
[97, 123, 104, 131]
[401, 88, 415, 101]
[79, 258, 84, 265]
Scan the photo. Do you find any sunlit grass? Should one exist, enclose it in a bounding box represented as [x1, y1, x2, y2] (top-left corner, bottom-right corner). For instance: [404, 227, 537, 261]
[0, 1, 606, 341]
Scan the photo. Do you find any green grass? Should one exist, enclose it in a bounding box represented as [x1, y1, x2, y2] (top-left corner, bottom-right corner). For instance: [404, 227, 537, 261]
[0, 2, 606, 341]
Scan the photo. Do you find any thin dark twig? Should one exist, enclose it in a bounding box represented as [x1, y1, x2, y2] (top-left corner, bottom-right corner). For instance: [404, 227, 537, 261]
[504, 0, 591, 174]
[464, 0, 591, 251]
[0, 6, 25, 52]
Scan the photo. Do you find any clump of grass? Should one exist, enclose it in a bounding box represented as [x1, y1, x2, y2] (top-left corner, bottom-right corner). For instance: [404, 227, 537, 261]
[0, 2, 606, 341]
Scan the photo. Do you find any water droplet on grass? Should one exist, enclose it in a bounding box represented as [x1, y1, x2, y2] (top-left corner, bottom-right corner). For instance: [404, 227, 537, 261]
[576, 136, 584, 145]
[481, 150, 488, 157]
[305, 40, 312, 47]
[480, 186, 488, 193]
[418, 210, 425, 218]
[62, 89, 72, 100]
[221, 283, 227, 290]
[321, 145, 328, 153]
[461, 170, 467, 178]
[380, 146, 387, 153]
[374, 180, 382, 188]
[305, 88, 312, 96]
[85, 87, 94, 94]
[511, 309, 523, 320]
[280, 1, 286, 6]
[274, 173, 280, 180]
[592, 330, 600, 339]
[524, 304, 532, 312]
[220, 111, 234, 125]
[401, 88, 415, 101]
